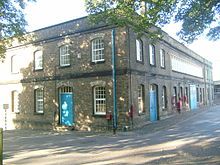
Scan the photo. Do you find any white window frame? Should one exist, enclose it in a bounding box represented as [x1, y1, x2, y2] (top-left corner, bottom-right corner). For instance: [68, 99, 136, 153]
[149, 44, 156, 66]
[60, 45, 70, 67]
[34, 50, 43, 70]
[35, 88, 44, 114]
[138, 85, 144, 114]
[160, 49, 165, 68]
[94, 86, 106, 115]
[136, 39, 143, 62]
[92, 38, 104, 62]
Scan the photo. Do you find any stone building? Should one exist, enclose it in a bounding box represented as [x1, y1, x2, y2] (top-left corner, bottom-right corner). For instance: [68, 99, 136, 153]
[0, 16, 214, 131]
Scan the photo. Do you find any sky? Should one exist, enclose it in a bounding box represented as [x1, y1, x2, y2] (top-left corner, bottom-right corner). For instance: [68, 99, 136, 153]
[24, 0, 220, 81]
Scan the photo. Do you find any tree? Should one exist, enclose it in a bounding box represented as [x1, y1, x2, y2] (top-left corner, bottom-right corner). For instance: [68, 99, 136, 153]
[85, 0, 220, 43]
[0, 0, 35, 59]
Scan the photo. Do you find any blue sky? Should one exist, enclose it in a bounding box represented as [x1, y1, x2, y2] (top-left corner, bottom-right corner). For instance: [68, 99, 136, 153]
[24, 0, 220, 80]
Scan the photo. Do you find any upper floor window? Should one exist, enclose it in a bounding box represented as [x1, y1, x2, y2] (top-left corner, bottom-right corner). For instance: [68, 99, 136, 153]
[171, 55, 203, 78]
[149, 44, 156, 66]
[35, 88, 44, 114]
[92, 38, 104, 62]
[160, 49, 165, 68]
[93, 86, 106, 115]
[136, 39, 143, 62]
[11, 55, 20, 74]
[60, 45, 70, 67]
[34, 50, 43, 70]
[138, 85, 144, 114]
[11, 90, 19, 113]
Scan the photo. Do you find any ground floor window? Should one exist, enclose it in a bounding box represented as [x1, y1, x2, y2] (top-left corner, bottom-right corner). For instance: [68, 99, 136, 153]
[94, 86, 106, 115]
[207, 88, 210, 101]
[11, 90, 19, 113]
[138, 84, 144, 114]
[184, 87, 189, 104]
[185, 87, 188, 97]
[172, 86, 177, 106]
[162, 86, 167, 109]
[35, 88, 44, 114]
[200, 88, 203, 103]
[180, 87, 183, 98]
[196, 87, 199, 102]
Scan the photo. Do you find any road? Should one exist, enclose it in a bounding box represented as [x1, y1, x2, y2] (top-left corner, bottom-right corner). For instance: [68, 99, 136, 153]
[3, 106, 220, 165]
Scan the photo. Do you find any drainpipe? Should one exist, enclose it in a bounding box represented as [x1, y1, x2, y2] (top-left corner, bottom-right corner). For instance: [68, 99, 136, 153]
[112, 28, 117, 134]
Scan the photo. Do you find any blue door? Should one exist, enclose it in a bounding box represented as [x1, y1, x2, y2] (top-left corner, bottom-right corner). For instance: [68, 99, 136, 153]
[60, 93, 74, 126]
[190, 85, 197, 110]
[149, 90, 157, 122]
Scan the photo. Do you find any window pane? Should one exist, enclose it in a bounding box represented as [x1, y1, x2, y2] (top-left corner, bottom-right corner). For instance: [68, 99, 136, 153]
[149, 44, 155, 65]
[160, 49, 165, 68]
[35, 89, 44, 113]
[60, 45, 70, 66]
[92, 39, 104, 62]
[162, 86, 167, 109]
[136, 39, 143, 61]
[138, 85, 144, 113]
[12, 91, 19, 113]
[94, 86, 106, 115]
[34, 50, 43, 70]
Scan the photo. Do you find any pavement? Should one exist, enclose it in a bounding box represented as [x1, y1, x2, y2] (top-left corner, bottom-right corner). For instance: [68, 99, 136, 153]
[120, 105, 210, 136]
[2, 105, 220, 165]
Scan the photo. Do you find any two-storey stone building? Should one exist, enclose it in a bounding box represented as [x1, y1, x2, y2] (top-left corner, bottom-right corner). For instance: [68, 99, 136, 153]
[0, 16, 213, 131]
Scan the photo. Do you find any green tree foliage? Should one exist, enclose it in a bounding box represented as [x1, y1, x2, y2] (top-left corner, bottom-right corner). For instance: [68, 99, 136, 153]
[175, 0, 220, 43]
[85, 0, 177, 40]
[85, 0, 220, 43]
[0, 0, 35, 59]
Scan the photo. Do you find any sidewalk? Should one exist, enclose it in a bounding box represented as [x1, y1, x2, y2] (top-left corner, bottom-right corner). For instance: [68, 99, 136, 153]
[120, 105, 212, 136]
[141, 106, 212, 134]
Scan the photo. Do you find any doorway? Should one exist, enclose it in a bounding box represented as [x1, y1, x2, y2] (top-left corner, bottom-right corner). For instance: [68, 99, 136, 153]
[149, 84, 158, 122]
[59, 87, 74, 126]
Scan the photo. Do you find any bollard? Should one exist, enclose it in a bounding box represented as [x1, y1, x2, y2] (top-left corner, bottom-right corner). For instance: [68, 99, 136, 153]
[0, 128, 3, 165]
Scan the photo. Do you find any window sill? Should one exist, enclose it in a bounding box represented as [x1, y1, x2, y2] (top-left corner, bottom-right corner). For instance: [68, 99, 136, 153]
[136, 60, 144, 64]
[150, 64, 156, 67]
[34, 68, 43, 72]
[34, 112, 44, 115]
[59, 65, 71, 68]
[90, 60, 105, 65]
[93, 114, 106, 118]
[138, 112, 145, 116]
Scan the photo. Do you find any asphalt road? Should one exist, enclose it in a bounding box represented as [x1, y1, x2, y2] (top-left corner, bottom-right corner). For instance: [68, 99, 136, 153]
[3, 106, 220, 165]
